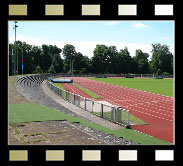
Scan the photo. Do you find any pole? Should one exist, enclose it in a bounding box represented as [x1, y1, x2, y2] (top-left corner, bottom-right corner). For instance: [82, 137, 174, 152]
[14, 21, 18, 75]
[22, 49, 23, 75]
[72, 59, 73, 75]
[12, 49, 13, 76]
[70, 59, 71, 74]
[17, 48, 18, 75]
[14, 23, 16, 75]
[72, 59, 73, 80]
[128, 110, 130, 126]
[101, 103, 103, 118]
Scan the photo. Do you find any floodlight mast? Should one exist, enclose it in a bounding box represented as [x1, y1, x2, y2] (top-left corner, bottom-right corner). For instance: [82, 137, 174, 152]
[14, 21, 18, 75]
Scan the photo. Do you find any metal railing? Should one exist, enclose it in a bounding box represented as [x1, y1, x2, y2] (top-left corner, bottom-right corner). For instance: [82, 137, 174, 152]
[46, 79, 130, 127]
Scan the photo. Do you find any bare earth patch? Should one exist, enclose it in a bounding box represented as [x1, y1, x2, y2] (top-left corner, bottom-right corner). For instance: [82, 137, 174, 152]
[9, 121, 106, 145]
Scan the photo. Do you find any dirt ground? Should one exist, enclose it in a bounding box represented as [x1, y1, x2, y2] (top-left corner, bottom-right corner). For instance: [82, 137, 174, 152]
[8, 76, 106, 145]
[9, 121, 105, 145]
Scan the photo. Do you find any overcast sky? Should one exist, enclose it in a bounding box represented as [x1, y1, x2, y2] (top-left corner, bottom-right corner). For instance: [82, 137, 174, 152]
[9, 21, 174, 59]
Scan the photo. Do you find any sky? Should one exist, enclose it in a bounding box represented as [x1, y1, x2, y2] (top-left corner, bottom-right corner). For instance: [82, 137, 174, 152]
[8, 21, 174, 59]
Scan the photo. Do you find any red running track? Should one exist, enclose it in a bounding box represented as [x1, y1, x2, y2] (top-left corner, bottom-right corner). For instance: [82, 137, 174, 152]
[62, 83, 93, 99]
[63, 77, 174, 143]
[62, 83, 104, 101]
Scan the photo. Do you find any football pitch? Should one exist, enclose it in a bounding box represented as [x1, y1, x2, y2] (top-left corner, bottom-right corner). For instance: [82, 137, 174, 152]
[89, 77, 174, 97]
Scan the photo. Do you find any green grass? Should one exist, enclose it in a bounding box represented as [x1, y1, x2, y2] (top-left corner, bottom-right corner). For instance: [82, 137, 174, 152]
[73, 83, 102, 99]
[9, 103, 171, 145]
[89, 78, 173, 97]
[52, 83, 65, 90]
[9, 76, 18, 85]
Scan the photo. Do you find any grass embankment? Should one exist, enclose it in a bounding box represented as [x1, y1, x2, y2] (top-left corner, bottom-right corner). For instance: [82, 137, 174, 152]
[9, 103, 170, 145]
[73, 83, 102, 99]
[9, 76, 18, 85]
[89, 78, 173, 97]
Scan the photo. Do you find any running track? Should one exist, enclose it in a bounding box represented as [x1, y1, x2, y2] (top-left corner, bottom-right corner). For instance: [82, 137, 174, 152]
[61, 77, 174, 143]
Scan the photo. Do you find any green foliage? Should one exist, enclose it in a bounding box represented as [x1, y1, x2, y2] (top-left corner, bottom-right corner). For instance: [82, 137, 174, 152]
[62, 44, 76, 61]
[80, 68, 87, 74]
[118, 47, 132, 74]
[133, 49, 150, 74]
[162, 72, 170, 75]
[91, 45, 120, 74]
[32, 65, 43, 74]
[49, 64, 56, 74]
[150, 43, 173, 75]
[73, 52, 90, 73]
[9, 41, 173, 76]
[9, 41, 63, 75]
[52, 54, 64, 73]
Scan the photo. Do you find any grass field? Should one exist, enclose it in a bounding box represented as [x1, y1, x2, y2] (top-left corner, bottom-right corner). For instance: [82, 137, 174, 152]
[89, 78, 173, 97]
[9, 103, 170, 145]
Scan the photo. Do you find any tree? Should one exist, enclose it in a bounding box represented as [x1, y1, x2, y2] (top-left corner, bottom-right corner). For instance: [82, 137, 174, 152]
[130, 58, 139, 74]
[62, 44, 76, 73]
[133, 49, 150, 74]
[39, 44, 62, 73]
[29, 45, 41, 70]
[32, 65, 43, 74]
[18, 41, 34, 74]
[9, 41, 173, 76]
[150, 43, 173, 75]
[118, 47, 132, 74]
[9, 41, 63, 75]
[9, 43, 14, 75]
[52, 54, 64, 73]
[49, 64, 56, 74]
[73, 52, 90, 73]
[40, 44, 52, 72]
[91, 44, 110, 73]
[107, 46, 119, 74]
[49, 45, 61, 55]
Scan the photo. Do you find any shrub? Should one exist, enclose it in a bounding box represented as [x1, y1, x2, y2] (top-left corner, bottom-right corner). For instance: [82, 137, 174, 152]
[49, 64, 56, 74]
[32, 66, 43, 74]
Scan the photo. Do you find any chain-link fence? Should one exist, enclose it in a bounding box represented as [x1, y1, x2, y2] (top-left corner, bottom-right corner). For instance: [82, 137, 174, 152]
[47, 80, 130, 127]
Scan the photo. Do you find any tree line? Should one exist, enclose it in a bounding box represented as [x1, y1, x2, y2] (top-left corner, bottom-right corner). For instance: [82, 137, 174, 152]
[9, 41, 173, 76]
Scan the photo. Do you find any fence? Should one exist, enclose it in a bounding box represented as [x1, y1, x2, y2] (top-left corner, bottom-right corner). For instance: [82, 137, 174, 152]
[42, 73, 174, 78]
[46, 80, 130, 127]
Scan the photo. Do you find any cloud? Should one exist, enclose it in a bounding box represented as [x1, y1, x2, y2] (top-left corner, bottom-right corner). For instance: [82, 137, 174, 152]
[132, 23, 149, 28]
[9, 35, 43, 46]
[105, 21, 120, 26]
[9, 35, 174, 60]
